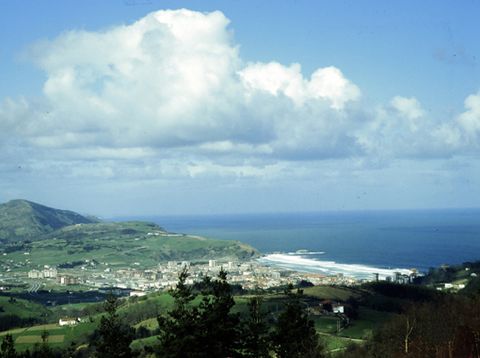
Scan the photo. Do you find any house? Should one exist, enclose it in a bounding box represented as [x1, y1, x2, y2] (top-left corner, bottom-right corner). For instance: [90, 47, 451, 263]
[130, 291, 147, 297]
[59, 317, 79, 326]
[333, 304, 345, 314]
[320, 300, 345, 314]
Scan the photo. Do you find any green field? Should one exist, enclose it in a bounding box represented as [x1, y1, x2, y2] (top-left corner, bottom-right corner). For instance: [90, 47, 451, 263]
[0, 296, 50, 319]
[321, 334, 361, 354]
[0, 320, 97, 351]
[340, 308, 397, 340]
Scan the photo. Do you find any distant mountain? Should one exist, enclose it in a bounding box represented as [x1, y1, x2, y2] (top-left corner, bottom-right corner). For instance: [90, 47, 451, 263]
[0, 199, 99, 242]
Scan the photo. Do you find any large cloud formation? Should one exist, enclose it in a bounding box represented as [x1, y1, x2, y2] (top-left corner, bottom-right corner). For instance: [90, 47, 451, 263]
[0, 9, 478, 183]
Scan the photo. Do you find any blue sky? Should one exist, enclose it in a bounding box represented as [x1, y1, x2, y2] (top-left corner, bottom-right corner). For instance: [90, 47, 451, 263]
[0, 1, 479, 216]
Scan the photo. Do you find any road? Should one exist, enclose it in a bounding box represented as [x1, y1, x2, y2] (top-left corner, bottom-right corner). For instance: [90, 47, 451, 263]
[28, 282, 41, 293]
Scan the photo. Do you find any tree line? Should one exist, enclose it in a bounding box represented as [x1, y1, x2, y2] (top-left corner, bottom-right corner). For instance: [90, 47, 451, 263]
[339, 291, 480, 357]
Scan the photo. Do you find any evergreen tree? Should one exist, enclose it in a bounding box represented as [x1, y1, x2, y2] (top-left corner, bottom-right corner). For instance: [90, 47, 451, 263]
[272, 287, 324, 358]
[156, 268, 241, 357]
[0, 334, 17, 358]
[156, 266, 200, 357]
[241, 296, 271, 358]
[195, 268, 240, 357]
[93, 294, 134, 358]
[28, 330, 55, 358]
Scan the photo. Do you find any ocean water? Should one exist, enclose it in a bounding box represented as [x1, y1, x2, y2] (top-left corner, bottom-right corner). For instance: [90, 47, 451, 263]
[122, 209, 480, 278]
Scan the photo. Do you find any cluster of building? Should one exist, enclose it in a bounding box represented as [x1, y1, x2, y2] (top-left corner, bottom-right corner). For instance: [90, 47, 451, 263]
[21, 258, 362, 292]
[27, 266, 79, 285]
[27, 266, 57, 279]
[13, 255, 424, 294]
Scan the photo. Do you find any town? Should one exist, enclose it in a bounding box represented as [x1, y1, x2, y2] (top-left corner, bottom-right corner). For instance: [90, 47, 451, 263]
[0, 256, 425, 296]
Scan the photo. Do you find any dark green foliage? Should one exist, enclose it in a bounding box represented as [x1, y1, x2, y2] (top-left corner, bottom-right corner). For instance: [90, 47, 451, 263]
[241, 296, 271, 358]
[57, 261, 84, 269]
[0, 334, 17, 358]
[3, 243, 26, 253]
[22, 330, 58, 358]
[156, 268, 241, 357]
[360, 282, 443, 315]
[344, 297, 359, 319]
[156, 267, 199, 357]
[92, 295, 134, 358]
[196, 269, 241, 357]
[135, 326, 150, 339]
[366, 282, 441, 302]
[155, 271, 330, 358]
[461, 276, 480, 296]
[271, 287, 324, 358]
[32, 331, 54, 358]
[421, 265, 457, 284]
[298, 280, 314, 288]
[0, 315, 42, 332]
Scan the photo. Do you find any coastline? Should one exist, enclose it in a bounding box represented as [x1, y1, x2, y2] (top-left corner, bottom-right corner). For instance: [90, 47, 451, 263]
[258, 251, 414, 280]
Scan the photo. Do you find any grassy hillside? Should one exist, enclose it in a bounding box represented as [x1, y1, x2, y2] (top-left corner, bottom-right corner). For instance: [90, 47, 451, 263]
[0, 200, 258, 267]
[0, 200, 98, 242]
[3, 221, 258, 269]
[0, 296, 49, 320]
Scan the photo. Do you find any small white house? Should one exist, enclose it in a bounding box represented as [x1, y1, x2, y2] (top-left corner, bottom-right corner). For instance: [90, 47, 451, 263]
[59, 318, 79, 326]
[333, 305, 345, 314]
[130, 291, 147, 297]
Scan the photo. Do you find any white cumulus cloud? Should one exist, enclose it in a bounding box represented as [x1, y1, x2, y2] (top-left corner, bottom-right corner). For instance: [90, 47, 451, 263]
[0, 8, 366, 163]
[457, 92, 480, 141]
[390, 96, 425, 120]
[0, 8, 479, 185]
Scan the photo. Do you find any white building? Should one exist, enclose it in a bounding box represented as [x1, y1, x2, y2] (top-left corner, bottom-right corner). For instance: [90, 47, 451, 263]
[43, 267, 57, 278]
[130, 291, 147, 297]
[59, 317, 79, 326]
[58, 275, 78, 285]
[28, 270, 42, 279]
[333, 305, 345, 314]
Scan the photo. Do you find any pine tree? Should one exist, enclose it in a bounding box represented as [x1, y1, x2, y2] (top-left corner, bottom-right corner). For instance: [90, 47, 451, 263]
[241, 296, 271, 358]
[0, 334, 17, 358]
[195, 268, 240, 357]
[94, 294, 134, 358]
[272, 287, 324, 358]
[28, 330, 54, 358]
[156, 266, 200, 357]
[156, 268, 242, 357]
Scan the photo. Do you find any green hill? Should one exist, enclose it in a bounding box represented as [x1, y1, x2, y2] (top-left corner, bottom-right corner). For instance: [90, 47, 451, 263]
[0, 200, 98, 242]
[21, 221, 257, 267]
[0, 200, 258, 266]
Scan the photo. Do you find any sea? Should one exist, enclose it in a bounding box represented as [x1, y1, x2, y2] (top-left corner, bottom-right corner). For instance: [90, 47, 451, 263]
[119, 209, 480, 280]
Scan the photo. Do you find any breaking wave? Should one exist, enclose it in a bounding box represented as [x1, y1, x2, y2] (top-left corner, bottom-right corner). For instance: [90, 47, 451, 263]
[286, 251, 325, 255]
[258, 253, 412, 280]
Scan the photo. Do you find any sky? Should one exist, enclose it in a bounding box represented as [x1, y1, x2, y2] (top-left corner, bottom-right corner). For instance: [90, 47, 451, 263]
[0, 0, 479, 216]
